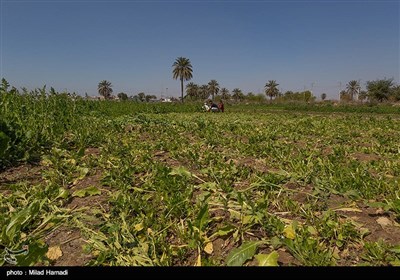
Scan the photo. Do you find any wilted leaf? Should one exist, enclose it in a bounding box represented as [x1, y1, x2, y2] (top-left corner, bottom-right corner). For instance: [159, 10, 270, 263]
[283, 224, 296, 240]
[242, 215, 255, 225]
[307, 226, 318, 236]
[72, 167, 90, 185]
[226, 241, 258, 266]
[196, 254, 201, 266]
[333, 207, 362, 213]
[270, 236, 282, 249]
[390, 245, 400, 254]
[86, 186, 101, 196]
[390, 259, 400, 266]
[169, 166, 192, 178]
[55, 188, 69, 200]
[255, 251, 279, 266]
[204, 242, 213, 255]
[210, 224, 235, 239]
[46, 246, 63, 260]
[134, 223, 144, 231]
[343, 190, 361, 199]
[72, 186, 101, 198]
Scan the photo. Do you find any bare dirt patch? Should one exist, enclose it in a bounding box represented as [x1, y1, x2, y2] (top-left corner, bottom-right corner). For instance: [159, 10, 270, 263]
[351, 152, 381, 163]
[327, 194, 349, 209]
[153, 150, 181, 168]
[45, 226, 92, 266]
[338, 204, 400, 245]
[284, 182, 314, 204]
[0, 164, 43, 186]
[84, 147, 101, 157]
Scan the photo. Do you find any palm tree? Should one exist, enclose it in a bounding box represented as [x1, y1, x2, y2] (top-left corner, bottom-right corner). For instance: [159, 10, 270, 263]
[232, 88, 243, 102]
[172, 57, 193, 103]
[199, 84, 209, 100]
[186, 82, 199, 100]
[98, 80, 113, 99]
[220, 88, 230, 100]
[208, 80, 220, 101]
[346, 80, 361, 101]
[358, 90, 368, 102]
[265, 80, 279, 101]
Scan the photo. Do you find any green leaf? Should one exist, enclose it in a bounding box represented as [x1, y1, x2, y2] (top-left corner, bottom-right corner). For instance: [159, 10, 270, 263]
[55, 188, 69, 200]
[390, 258, 400, 266]
[307, 226, 318, 236]
[210, 224, 236, 239]
[366, 201, 387, 208]
[196, 204, 209, 231]
[72, 186, 101, 198]
[16, 240, 48, 266]
[270, 236, 282, 249]
[255, 251, 279, 266]
[226, 241, 258, 266]
[0, 131, 10, 157]
[389, 245, 400, 254]
[169, 166, 192, 178]
[4, 201, 40, 243]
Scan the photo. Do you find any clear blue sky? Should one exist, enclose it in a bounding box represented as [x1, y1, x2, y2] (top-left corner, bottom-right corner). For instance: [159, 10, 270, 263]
[1, 0, 399, 100]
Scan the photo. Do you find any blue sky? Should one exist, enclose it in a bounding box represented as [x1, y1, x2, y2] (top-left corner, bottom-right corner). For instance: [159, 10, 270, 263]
[1, 0, 399, 99]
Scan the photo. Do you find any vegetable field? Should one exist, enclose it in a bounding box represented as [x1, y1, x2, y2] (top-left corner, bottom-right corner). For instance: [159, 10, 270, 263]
[1, 86, 400, 266]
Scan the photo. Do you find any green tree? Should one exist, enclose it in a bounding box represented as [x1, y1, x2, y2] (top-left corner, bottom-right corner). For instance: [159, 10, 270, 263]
[265, 80, 279, 101]
[358, 90, 368, 102]
[321, 93, 327, 101]
[208, 79, 220, 101]
[138, 92, 146, 102]
[366, 78, 394, 102]
[199, 84, 209, 100]
[232, 88, 244, 102]
[98, 80, 113, 99]
[145, 94, 157, 102]
[117, 92, 128, 101]
[346, 80, 361, 101]
[172, 57, 193, 103]
[389, 85, 400, 101]
[303, 90, 314, 102]
[220, 88, 230, 100]
[186, 82, 199, 100]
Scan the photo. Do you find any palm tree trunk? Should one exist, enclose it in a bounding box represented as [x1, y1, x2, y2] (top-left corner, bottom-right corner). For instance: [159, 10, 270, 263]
[181, 77, 184, 103]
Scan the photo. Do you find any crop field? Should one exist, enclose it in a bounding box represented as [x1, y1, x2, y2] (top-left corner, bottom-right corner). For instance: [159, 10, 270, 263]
[1, 87, 400, 266]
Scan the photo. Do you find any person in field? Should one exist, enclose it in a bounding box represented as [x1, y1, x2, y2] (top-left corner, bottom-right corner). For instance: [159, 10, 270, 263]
[218, 100, 224, 112]
[208, 100, 220, 112]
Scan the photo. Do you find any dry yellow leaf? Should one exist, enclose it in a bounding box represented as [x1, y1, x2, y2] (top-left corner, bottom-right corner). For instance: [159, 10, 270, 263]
[46, 246, 63, 260]
[204, 242, 213, 255]
[283, 225, 296, 239]
[134, 222, 144, 231]
[333, 207, 362, 213]
[196, 254, 201, 266]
